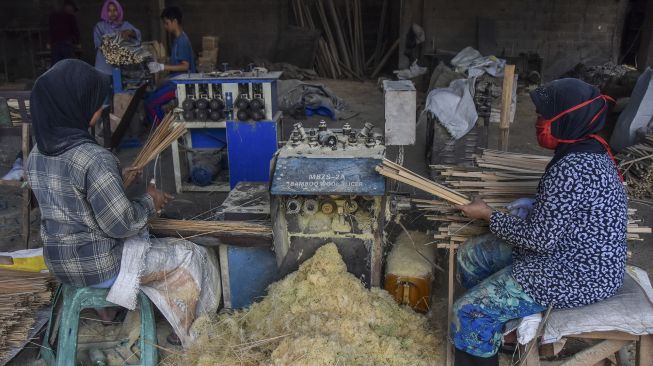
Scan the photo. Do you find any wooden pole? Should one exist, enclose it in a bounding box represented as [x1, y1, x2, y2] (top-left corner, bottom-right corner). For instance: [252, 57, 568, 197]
[326, 0, 352, 69]
[371, 38, 399, 79]
[499, 64, 516, 151]
[446, 242, 457, 366]
[373, 0, 388, 67]
[21, 122, 30, 248]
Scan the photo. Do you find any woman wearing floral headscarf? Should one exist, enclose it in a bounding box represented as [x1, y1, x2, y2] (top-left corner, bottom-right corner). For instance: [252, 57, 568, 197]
[450, 78, 627, 365]
[93, 0, 141, 75]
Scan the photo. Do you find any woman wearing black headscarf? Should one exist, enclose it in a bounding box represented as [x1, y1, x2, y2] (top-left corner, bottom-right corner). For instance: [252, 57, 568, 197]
[26, 60, 222, 348]
[26, 59, 171, 288]
[449, 78, 627, 366]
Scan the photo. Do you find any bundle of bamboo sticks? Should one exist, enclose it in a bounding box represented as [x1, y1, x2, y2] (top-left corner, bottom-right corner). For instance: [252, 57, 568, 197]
[148, 218, 273, 246]
[618, 134, 653, 200]
[376, 158, 470, 205]
[421, 149, 651, 244]
[290, 0, 389, 79]
[0, 269, 55, 363]
[123, 113, 186, 188]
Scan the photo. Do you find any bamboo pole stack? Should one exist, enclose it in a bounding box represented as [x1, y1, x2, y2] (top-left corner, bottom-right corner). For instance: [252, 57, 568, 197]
[420, 149, 651, 244]
[291, 0, 390, 79]
[0, 269, 55, 363]
[123, 112, 186, 188]
[376, 159, 470, 205]
[618, 134, 653, 200]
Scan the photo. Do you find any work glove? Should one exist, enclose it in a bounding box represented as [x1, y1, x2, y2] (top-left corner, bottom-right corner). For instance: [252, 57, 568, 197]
[147, 62, 165, 74]
[507, 197, 535, 219]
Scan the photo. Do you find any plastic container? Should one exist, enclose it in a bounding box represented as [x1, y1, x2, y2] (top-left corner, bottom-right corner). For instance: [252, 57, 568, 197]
[384, 274, 432, 313]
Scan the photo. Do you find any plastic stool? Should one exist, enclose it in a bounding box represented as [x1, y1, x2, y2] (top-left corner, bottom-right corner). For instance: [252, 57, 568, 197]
[40, 284, 158, 366]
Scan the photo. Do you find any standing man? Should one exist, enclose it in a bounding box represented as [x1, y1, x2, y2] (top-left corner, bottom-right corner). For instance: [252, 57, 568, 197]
[145, 6, 196, 125]
[49, 0, 80, 65]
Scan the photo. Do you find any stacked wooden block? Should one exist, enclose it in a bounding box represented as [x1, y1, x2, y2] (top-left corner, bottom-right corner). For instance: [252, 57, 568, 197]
[198, 36, 219, 72]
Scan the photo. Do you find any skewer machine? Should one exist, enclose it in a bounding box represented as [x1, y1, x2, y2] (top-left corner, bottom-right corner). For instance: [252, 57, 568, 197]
[270, 121, 386, 286]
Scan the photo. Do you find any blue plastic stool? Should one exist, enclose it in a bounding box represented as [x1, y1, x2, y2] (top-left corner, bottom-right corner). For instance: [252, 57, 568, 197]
[40, 284, 158, 366]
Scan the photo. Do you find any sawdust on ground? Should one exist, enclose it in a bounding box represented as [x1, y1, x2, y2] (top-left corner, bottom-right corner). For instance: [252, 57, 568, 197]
[171, 243, 443, 366]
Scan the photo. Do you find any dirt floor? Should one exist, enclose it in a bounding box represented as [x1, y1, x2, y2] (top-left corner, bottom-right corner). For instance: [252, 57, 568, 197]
[2, 78, 652, 365]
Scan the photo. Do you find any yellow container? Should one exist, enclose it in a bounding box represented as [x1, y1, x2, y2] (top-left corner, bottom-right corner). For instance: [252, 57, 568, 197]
[0, 248, 48, 272]
[384, 273, 432, 313]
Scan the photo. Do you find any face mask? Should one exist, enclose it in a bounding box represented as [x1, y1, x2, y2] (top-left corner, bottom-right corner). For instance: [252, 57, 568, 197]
[534, 94, 615, 150]
[536, 116, 559, 149]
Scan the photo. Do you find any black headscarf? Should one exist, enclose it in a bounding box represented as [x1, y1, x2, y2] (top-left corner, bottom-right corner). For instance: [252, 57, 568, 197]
[31, 59, 111, 156]
[530, 78, 610, 170]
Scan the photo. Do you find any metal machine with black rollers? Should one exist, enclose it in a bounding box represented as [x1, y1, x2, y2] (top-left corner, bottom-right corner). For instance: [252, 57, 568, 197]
[270, 121, 386, 287]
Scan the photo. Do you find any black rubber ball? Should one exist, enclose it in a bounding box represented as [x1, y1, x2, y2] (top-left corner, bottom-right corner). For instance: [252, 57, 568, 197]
[196, 98, 209, 110]
[236, 109, 250, 121]
[209, 98, 225, 110]
[182, 99, 195, 111]
[251, 109, 265, 121]
[196, 109, 209, 121]
[182, 110, 195, 121]
[209, 110, 223, 121]
[250, 97, 265, 110]
[235, 97, 250, 110]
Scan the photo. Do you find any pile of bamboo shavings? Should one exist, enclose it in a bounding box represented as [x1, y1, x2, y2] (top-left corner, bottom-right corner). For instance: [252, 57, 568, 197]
[421, 149, 651, 244]
[376, 159, 471, 205]
[0, 269, 55, 363]
[123, 113, 186, 188]
[170, 243, 442, 366]
[618, 134, 653, 200]
[100, 35, 146, 65]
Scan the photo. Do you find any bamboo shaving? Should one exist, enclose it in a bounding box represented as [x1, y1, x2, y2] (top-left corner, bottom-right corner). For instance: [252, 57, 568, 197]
[171, 244, 442, 365]
[124, 112, 187, 188]
[386, 231, 435, 277]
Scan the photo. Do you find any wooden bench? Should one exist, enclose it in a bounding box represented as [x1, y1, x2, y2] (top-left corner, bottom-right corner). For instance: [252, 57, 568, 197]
[521, 330, 652, 366]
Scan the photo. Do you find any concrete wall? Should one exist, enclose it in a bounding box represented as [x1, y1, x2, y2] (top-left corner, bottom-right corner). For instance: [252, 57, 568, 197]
[421, 0, 628, 79]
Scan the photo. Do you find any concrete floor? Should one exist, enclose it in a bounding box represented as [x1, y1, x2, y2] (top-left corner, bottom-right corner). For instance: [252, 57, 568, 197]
[2, 78, 652, 365]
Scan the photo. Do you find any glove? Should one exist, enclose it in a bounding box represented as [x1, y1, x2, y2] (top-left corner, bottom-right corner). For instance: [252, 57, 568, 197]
[507, 197, 535, 219]
[147, 62, 165, 74]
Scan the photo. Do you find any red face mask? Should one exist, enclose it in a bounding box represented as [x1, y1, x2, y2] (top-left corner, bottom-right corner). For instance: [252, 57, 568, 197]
[534, 94, 615, 150]
[534, 93, 623, 181]
[536, 116, 558, 149]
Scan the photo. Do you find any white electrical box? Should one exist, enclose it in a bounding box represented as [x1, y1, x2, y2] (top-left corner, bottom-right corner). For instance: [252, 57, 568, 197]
[383, 80, 416, 146]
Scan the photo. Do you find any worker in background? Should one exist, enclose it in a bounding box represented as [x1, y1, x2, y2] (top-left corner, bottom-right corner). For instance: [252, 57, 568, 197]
[25, 59, 219, 347]
[48, 0, 80, 65]
[94, 0, 142, 75]
[145, 6, 196, 125]
[451, 79, 627, 366]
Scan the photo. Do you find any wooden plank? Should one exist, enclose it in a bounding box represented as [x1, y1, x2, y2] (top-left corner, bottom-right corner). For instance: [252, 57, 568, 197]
[21, 122, 30, 249]
[557, 340, 630, 366]
[446, 242, 455, 366]
[637, 334, 653, 366]
[499, 65, 515, 151]
[520, 340, 541, 366]
[572, 332, 640, 342]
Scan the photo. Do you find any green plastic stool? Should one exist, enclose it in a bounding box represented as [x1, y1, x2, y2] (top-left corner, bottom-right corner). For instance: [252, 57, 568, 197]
[40, 284, 158, 366]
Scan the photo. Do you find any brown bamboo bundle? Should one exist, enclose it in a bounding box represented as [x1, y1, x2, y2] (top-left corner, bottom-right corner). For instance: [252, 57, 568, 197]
[376, 159, 470, 205]
[148, 218, 273, 247]
[422, 149, 651, 244]
[123, 112, 186, 188]
[0, 269, 56, 363]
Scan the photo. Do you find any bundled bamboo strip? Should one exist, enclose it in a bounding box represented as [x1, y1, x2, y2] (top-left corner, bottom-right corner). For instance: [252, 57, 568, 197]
[376, 159, 470, 205]
[617, 134, 653, 200]
[0, 269, 56, 363]
[149, 218, 273, 247]
[422, 149, 651, 244]
[123, 112, 186, 188]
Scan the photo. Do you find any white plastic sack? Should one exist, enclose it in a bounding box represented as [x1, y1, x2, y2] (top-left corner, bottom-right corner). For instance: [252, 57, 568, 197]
[394, 60, 428, 80]
[451, 46, 506, 78]
[610, 68, 653, 152]
[424, 78, 478, 139]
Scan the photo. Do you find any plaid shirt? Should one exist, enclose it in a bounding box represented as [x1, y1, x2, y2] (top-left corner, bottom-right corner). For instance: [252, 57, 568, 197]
[26, 143, 155, 286]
